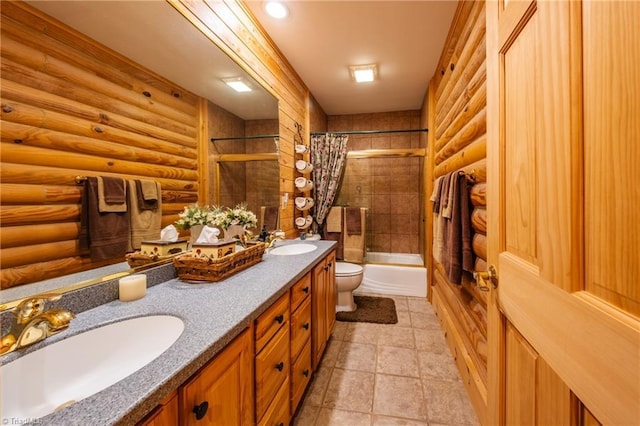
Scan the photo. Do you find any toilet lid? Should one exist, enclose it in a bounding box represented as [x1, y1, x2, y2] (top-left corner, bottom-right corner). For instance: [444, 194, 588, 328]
[336, 262, 363, 276]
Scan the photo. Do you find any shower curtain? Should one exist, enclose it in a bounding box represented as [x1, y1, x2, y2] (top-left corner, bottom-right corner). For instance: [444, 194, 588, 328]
[311, 133, 348, 229]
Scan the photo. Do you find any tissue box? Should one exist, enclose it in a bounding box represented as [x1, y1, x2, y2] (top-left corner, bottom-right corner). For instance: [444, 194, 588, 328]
[192, 241, 236, 260]
[140, 239, 188, 256]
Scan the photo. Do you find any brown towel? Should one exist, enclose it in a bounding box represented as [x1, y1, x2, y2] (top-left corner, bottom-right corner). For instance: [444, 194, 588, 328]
[129, 180, 162, 250]
[263, 206, 279, 231]
[83, 177, 131, 261]
[345, 207, 362, 235]
[443, 173, 474, 284]
[97, 176, 127, 212]
[135, 180, 158, 211]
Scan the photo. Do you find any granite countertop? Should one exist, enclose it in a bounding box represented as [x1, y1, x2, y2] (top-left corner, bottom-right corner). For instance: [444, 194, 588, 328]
[5, 240, 336, 426]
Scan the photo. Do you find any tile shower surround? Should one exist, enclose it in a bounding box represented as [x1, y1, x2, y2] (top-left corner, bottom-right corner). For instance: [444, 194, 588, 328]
[329, 111, 425, 256]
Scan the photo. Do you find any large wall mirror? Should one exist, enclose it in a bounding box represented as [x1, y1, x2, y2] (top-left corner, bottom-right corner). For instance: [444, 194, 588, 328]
[2, 1, 279, 306]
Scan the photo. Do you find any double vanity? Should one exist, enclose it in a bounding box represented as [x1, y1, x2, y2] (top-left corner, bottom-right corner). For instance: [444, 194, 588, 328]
[1, 240, 337, 425]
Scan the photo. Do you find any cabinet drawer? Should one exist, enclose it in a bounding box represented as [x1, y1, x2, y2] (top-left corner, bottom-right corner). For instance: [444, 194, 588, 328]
[291, 341, 312, 413]
[255, 292, 290, 353]
[258, 377, 290, 426]
[256, 325, 290, 421]
[290, 272, 311, 312]
[290, 296, 311, 361]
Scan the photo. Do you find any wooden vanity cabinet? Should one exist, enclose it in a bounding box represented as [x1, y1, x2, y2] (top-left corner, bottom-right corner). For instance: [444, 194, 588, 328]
[138, 392, 178, 426]
[311, 250, 336, 369]
[179, 327, 254, 426]
[289, 273, 313, 412]
[255, 292, 291, 426]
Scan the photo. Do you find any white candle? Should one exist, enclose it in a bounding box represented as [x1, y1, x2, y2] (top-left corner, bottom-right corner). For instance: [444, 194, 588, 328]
[119, 274, 147, 302]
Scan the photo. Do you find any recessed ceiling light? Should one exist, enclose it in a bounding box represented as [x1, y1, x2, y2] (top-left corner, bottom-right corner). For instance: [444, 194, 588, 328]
[265, 1, 288, 19]
[349, 64, 378, 83]
[222, 77, 252, 92]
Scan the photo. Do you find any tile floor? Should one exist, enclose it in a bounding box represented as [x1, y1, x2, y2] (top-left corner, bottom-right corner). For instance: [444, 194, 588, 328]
[292, 294, 480, 426]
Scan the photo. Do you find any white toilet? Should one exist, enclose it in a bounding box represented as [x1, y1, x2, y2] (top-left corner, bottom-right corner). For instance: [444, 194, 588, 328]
[335, 261, 364, 312]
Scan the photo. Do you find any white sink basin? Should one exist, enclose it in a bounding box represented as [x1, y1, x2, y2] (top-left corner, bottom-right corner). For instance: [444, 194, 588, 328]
[270, 243, 318, 255]
[1, 315, 184, 420]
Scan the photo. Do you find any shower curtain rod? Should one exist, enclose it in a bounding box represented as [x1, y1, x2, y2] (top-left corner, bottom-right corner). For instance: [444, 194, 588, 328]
[310, 128, 428, 136]
[211, 134, 279, 142]
[212, 128, 428, 142]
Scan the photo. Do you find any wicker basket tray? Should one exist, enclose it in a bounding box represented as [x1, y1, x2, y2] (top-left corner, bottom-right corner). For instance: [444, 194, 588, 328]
[173, 242, 266, 282]
[126, 252, 176, 269]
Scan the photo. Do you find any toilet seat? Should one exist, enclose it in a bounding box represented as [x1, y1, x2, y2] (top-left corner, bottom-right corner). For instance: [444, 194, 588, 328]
[336, 262, 363, 277]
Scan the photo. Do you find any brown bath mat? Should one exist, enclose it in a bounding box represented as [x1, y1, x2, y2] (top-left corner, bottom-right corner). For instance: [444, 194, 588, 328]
[336, 295, 398, 324]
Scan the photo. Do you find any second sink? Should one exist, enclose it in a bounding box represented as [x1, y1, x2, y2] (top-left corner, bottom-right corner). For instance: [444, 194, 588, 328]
[1, 315, 184, 421]
[269, 243, 318, 255]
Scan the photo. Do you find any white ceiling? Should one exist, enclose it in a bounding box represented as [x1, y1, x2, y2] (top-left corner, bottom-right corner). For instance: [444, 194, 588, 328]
[246, 0, 458, 115]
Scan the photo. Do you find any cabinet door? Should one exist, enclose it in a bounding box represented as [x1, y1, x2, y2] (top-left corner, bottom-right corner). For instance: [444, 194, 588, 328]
[180, 328, 253, 426]
[311, 258, 327, 369]
[324, 251, 336, 336]
[138, 392, 178, 426]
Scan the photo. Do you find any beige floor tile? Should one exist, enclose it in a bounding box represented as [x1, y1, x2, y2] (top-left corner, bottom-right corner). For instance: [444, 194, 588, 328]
[323, 368, 375, 412]
[332, 321, 348, 341]
[372, 414, 429, 425]
[321, 338, 343, 368]
[335, 341, 377, 372]
[315, 408, 372, 426]
[413, 328, 448, 354]
[344, 322, 382, 343]
[422, 379, 480, 425]
[377, 326, 415, 349]
[306, 364, 333, 406]
[388, 295, 410, 312]
[407, 297, 430, 313]
[292, 404, 320, 425]
[376, 345, 419, 377]
[417, 351, 460, 381]
[395, 309, 412, 327]
[409, 311, 440, 329]
[373, 374, 427, 420]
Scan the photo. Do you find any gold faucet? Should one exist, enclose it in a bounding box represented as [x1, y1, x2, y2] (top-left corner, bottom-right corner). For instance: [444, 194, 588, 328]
[1, 293, 75, 355]
[266, 230, 286, 248]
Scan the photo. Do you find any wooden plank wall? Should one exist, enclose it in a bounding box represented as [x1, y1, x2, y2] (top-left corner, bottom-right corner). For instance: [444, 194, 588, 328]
[0, 2, 200, 289]
[0, 0, 309, 289]
[427, 1, 488, 423]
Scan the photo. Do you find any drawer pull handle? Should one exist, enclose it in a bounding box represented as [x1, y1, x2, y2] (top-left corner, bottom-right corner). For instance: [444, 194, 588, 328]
[278, 423, 284, 426]
[275, 361, 285, 372]
[275, 314, 284, 324]
[302, 286, 309, 293]
[192, 401, 209, 420]
[303, 322, 309, 330]
[303, 369, 310, 377]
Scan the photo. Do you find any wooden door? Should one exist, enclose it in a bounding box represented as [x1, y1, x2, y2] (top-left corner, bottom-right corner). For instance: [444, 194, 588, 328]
[312, 258, 327, 369]
[325, 250, 337, 336]
[486, 1, 639, 424]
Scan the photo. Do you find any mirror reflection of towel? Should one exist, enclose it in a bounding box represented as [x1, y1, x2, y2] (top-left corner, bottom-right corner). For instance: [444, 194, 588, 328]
[80, 177, 130, 261]
[129, 180, 162, 250]
[97, 176, 127, 212]
[262, 206, 279, 231]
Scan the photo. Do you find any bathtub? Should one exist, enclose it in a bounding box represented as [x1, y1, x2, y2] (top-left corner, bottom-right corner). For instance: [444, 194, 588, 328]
[354, 252, 427, 298]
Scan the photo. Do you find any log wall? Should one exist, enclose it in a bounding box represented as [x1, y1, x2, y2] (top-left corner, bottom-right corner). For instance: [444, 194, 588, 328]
[0, 0, 309, 289]
[426, 1, 488, 423]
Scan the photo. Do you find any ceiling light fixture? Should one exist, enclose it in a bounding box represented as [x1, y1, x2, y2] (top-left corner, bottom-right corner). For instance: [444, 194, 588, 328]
[349, 64, 378, 83]
[264, 1, 288, 19]
[222, 77, 252, 93]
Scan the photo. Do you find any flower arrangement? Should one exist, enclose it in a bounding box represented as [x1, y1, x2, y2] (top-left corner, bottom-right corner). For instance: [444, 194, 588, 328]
[211, 203, 258, 230]
[174, 204, 219, 230]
